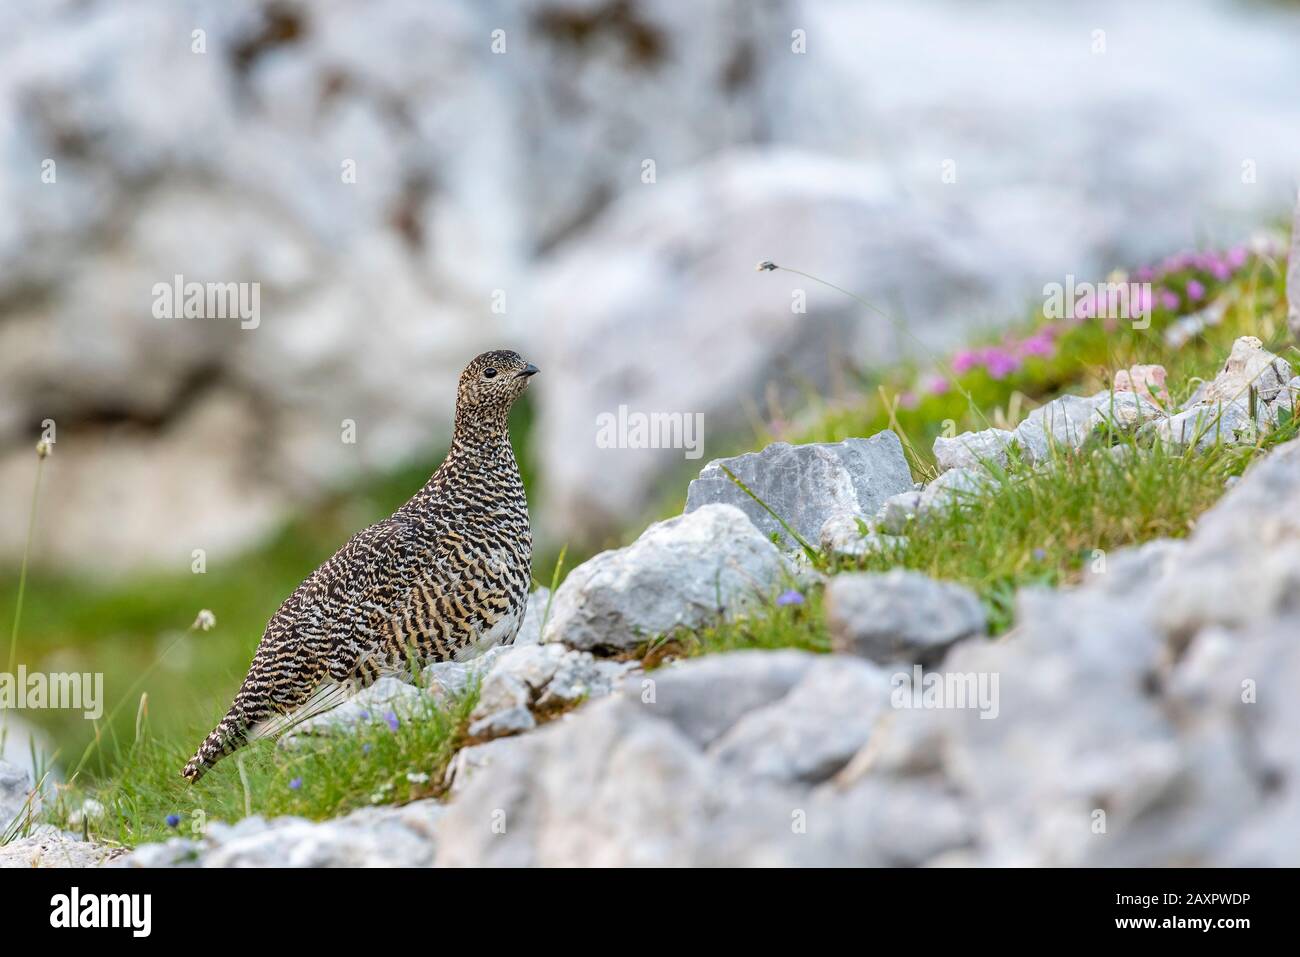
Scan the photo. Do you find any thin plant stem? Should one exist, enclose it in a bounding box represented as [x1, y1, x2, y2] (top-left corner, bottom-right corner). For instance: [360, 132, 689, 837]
[6, 454, 45, 678]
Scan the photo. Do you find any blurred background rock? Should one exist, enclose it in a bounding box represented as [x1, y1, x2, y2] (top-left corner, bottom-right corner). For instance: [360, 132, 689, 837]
[1, 0, 1298, 767]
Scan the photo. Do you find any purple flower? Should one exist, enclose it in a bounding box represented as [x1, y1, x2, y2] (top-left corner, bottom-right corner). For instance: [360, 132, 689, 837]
[1131, 286, 1153, 315]
[289, 777, 303, 791]
[165, 814, 180, 828]
[1158, 290, 1180, 311]
[776, 589, 804, 607]
[384, 711, 400, 732]
[1226, 246, 1248, 269]
[1016, 332, 1055, 359]
[362, 743, 372, 755]
[1209, 261, 1231, 281]
[898, 391, 919, 410]
[1032, 548, 1047, 561]
[981, 347, 1021, 380]
[924, 374, 951, 396]
[359, 709, 371, 720]
[1186, 279, 1205, 302]
[951, 349, 980, 374]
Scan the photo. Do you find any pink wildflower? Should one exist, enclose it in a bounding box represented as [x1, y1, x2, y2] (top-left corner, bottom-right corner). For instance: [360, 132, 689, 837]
[951, 350, 980, 374]
[981, 347, 1021, 380]
[1016, 331, 1055, 359]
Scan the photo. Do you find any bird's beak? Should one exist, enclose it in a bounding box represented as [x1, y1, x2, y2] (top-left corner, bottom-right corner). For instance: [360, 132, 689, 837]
[516, 363, 540, 379]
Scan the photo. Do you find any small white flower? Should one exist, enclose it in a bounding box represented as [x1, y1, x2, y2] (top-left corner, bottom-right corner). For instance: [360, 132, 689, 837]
[192, 609, 217, 631]
[405, 772, 430, 785]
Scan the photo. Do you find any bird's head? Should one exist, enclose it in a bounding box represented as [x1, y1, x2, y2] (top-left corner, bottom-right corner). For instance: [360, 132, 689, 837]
[455, 349, 539, 427]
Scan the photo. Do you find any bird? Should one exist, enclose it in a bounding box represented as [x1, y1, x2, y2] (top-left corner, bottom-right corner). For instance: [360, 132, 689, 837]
[182, 349, 538, 782]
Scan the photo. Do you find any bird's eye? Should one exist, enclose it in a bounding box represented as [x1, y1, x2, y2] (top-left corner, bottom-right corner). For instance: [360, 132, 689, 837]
[484, 368, 498, 379]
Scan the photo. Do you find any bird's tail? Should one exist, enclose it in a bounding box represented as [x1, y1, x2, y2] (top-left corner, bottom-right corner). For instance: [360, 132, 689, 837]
[182, 696, 255, 783]
[182, 659, 349, 783]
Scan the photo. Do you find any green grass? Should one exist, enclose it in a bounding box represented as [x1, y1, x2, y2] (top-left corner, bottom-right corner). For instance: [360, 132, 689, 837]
[667, 584, 830, 658]
[843, 413, 1297, 631]
[782, 246, 1295, 475]
[669, 239, 1299, 650]
[673, 412, 1296, 656]
[40, 682, 480, 849]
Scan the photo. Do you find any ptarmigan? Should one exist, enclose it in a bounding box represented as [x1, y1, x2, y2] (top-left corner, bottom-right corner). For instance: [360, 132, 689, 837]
[182, 350, 538, 782]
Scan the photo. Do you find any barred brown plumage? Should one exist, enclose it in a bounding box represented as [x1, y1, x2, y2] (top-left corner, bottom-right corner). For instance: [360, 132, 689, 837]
[181, 350, 538, 782]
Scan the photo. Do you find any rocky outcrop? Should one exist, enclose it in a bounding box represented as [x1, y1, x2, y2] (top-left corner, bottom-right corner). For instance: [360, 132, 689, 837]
[541, 504, 789, 653]
[466, 643, 639, 740]
[1010, 392, 1163, 465]
[428, 435, 1300, 865]
[433, 650, 972, 867]
[119, 800, 445, 868]
[100, 426, 1300, 868]
[685, 431, 913, 548]
[1149, 337, 1295, 449]
[932, 428, 1015, 474]
[0, 0, 795, 571]
[824, 570, 986, 665]
[918, 338, 1292, 507]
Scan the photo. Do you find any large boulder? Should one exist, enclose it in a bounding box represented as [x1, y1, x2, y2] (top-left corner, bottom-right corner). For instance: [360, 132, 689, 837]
[542, 504, 788, 653]
[684, 431, 913, 547]
[434, 650, 970, 867]
[824, 570, 986, 665]
[0, 0, 795, 571]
